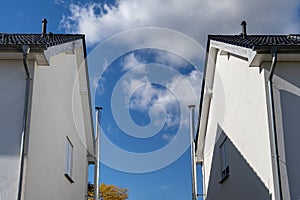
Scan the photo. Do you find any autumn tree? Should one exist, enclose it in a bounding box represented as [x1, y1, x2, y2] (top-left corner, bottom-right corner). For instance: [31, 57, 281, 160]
[87, 182, 129, 200]
[87, 183, 95, 200]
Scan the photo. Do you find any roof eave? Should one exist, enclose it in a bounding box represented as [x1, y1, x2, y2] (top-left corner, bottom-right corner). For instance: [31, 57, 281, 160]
[254, 45, 300, 54]
[0, 46, 49, 65]
[209, 39, 257, 66]
[195, 39, 219, 164]
[0, 44, 47, 51]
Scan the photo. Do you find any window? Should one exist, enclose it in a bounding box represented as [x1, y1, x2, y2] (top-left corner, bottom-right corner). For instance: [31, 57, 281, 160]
[219, 137, 229, 183]
[65, 137, 74, 183]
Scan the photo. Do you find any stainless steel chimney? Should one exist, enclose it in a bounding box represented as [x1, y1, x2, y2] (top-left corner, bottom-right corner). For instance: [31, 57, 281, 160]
[241, 21, 247, 38]
[42, 18, 47, 37]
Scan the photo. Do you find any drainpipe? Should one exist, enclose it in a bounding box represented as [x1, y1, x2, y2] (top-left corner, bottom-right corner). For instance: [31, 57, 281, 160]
[188, 105, 198, 200]
[267, 48, 283, 200]
[17, 45, 31, 200]
[94, 107, 103, 200]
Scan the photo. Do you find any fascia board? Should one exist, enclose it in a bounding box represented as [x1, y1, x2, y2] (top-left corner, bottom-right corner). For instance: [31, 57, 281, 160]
[210, 40, 257, 67]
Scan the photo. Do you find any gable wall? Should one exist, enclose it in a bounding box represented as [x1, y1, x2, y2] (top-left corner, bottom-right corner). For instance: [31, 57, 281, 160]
[24, 45, 89, 200]
[203, 51, 275, 199]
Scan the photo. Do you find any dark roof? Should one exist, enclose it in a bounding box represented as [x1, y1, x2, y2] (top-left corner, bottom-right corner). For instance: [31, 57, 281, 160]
[208, 34, 300, 52]
[0, 33, 85, 49]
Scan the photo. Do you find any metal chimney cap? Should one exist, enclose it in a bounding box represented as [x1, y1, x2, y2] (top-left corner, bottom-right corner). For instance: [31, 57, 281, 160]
[41, 18, 48, 36]
[95, 106, 103, 110]
[240, 20, 247, 38]
[42, 18, 48, 23]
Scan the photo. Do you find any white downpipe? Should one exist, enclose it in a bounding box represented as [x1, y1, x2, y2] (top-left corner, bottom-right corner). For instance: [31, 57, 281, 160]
[188, 105, 198, 200]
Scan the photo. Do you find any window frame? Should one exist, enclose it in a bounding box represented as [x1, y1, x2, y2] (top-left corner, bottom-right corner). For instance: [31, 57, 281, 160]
[64, 137, 74, 183]
[219, 137, 229, 183]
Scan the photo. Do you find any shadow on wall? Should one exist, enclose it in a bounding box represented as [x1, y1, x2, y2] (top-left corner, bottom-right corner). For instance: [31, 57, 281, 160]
[206, 125, 272, 200]
[0, 63, 26, 156]
[279, 90, 300, 199]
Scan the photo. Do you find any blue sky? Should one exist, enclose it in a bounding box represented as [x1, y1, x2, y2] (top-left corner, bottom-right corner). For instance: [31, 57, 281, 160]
[2, 0, 300, 200]
[89, 44, 203, 199]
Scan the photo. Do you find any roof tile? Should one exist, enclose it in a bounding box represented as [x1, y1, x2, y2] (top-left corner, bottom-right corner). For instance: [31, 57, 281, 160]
[208, 35, 300, 50]
[0, 33, 84, 48]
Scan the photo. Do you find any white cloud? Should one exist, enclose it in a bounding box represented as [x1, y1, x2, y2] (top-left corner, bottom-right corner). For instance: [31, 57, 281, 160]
[95, 76, 106, 95]
[128, 82, 158, 112]
[163, 69, 202, 127]
[61, 0, 299, 133]
[120, 68, 202, 128]
[60, 0, 300, 47]
[153, 51, 188, 69]
[162, 132, 175, 142]
[54, 0, 65, 5]
[122, 53, 147, 73]
[121, 76, 157, 111]
[92, 58, 109, 95]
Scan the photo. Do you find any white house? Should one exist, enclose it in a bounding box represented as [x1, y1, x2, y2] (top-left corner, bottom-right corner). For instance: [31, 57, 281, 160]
[0, 20, 97, 200]
[196, 22, 300, 200]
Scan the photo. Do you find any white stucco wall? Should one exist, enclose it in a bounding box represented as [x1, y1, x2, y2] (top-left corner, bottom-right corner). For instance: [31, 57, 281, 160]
[203, 51, 275, 199]
[0, 59, 34, 200]
[24, 44, 89, 200]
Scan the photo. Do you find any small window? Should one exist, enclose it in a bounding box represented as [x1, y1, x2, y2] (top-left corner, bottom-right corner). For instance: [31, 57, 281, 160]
[219, 138, 229, 183]
[65, 137, 74, 183]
